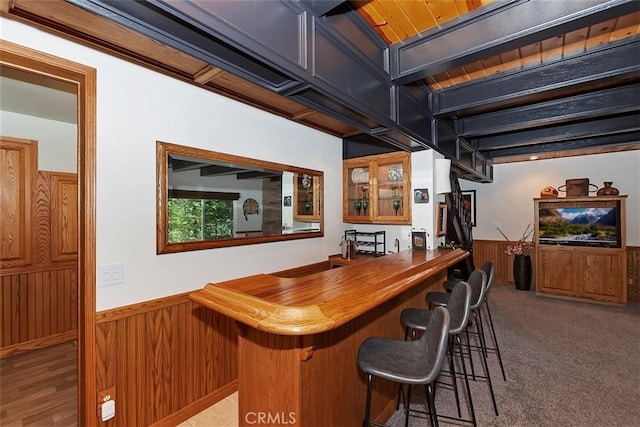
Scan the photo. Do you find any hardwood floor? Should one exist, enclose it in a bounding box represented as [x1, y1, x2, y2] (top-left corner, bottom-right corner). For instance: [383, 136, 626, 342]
[0, 342, 77, 426]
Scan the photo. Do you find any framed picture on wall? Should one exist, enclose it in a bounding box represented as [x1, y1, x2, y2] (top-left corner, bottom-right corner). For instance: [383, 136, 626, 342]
[461, 190, 476, 227]
[414, 188, 429, 204]
[436, 202, 447, 237]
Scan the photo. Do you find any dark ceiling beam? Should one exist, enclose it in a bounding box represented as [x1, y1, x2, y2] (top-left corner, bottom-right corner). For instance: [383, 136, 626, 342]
[299, 0, 344, 16]
[456, 84, 640, 137]
[199, 165, 245, 176]
[390, 0, 639, 84]
[432, 38, 640, 116]
[480, 131, 640, 158]
[473, 113, 640, 151]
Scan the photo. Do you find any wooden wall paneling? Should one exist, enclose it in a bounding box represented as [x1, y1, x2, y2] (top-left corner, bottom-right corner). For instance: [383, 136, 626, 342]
[0, 267, 77, 356]
[95, 294, 239, 427]
[51, 172, 78, 262]
[472, 239, 516, 284]
[0, 137, 36, 269]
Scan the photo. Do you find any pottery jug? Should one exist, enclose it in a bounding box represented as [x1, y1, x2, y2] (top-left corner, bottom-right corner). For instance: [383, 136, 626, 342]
[596, 182, 619, 196]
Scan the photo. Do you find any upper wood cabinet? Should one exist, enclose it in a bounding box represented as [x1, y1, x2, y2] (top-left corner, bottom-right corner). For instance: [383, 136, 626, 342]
[51, 173, 78, 262]
[293, 173, 322, 222]
[0, 137, 37, 269]
[343, 152, 411, 224]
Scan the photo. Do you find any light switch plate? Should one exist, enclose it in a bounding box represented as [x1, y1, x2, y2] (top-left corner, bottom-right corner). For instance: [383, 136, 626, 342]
[98, 264, 125, 287]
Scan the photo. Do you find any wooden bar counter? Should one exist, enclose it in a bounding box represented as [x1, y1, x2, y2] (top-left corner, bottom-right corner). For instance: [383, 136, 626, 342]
[190, 248, 468, 426]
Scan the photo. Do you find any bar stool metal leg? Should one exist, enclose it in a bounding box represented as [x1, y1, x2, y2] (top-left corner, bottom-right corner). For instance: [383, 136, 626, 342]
[455, 334, 477, 427]
[473, 309, 499, 416]
[363, 374, 373, 427]
[484, 296, 507, 381]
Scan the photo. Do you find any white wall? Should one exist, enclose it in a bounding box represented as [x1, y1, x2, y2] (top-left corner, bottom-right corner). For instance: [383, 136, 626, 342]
[0, 110, 77, 172]
[2, 17, 343, 311]
[462, 151, 640, 246]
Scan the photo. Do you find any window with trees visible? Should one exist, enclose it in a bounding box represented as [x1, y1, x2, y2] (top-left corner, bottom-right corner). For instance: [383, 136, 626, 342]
[167, 190, 237, 243]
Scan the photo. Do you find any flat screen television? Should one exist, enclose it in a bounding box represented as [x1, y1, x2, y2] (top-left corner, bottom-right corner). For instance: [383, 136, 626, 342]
[538, 202, 621, 248]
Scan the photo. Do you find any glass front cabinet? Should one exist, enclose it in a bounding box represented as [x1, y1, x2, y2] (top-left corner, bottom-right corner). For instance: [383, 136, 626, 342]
[343, 152, 411, 224]
[293, 173, 322, 221]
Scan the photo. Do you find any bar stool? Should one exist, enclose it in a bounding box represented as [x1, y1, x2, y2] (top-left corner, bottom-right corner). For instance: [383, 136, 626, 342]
[427, 270, 499, 416]
[444, 261, 506, 381]
[357, 306, 450, 427]
[400, 281, 476, 426]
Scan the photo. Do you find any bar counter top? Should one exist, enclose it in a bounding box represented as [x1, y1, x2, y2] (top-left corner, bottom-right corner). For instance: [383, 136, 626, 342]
[190, 248, 468, 336]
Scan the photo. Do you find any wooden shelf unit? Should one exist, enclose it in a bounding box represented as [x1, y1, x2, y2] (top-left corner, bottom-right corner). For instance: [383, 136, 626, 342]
[534, 196, 627, 304]
[345, 230, 386, 257]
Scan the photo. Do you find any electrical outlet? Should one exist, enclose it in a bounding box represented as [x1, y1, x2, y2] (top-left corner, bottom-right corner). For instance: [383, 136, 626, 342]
[97, 386, 116, 420]
[98, 386, 115, 404]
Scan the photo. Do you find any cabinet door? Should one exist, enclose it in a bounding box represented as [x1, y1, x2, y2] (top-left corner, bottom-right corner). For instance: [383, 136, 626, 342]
[51, 172, 78, 262]
[373, 154, 411, 224]
[293, 173, 321, 221]
[578, 250, 626, 303]
[0, 137, 36, 269]
[343, 159, 373, 223]
[536, 247, 575, 296]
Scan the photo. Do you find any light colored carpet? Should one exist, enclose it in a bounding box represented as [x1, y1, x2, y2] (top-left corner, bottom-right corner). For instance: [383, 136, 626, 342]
[385, 285, 640, 427]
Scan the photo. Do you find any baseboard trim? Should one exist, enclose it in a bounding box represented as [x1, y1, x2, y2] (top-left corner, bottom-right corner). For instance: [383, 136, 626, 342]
[0, 329, 76, 359]
[149, 380, 238, 427]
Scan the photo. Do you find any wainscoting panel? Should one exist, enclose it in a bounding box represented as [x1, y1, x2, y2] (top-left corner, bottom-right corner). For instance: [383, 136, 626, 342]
[95, 293, 238, 427]
[0, 266, 77, 356]
[472, 240, 518, 285]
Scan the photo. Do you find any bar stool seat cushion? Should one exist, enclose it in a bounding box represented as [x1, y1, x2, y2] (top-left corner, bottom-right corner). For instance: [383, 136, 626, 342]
[400, 308, 432, 333]
[358, 338, 441, 385]
[443, 279, 460, 292]
[427, 291, 450, 307]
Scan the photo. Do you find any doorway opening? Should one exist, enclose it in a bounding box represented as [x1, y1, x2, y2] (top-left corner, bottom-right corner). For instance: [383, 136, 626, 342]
[0, 40, 97, 426]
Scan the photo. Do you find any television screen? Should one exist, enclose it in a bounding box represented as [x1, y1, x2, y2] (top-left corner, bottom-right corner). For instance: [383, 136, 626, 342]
[538, 206, 620, 247]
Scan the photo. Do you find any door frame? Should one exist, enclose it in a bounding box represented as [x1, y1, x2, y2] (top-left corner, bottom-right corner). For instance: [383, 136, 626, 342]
[0, 40, 97, 426]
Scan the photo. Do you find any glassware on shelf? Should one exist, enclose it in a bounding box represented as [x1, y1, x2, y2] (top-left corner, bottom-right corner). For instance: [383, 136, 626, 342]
[362, 200, 369, 215]
[355, 201, 362, 215]
[304, 201, 313, 212]
[392, 199, 401, 215]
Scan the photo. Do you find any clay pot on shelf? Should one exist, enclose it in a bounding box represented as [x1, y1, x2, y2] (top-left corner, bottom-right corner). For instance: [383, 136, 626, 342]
[596, 182, 620, 196]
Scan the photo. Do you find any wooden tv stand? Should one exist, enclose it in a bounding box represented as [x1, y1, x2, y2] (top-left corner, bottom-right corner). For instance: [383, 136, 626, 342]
[534, 196, 627, 304]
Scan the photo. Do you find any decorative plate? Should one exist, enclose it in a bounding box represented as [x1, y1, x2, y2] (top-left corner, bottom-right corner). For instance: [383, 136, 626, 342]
[242, 198, 259, 220]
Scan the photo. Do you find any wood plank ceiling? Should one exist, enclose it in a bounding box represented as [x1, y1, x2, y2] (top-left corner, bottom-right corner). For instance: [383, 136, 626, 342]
[356, 0, 639, 91]
[3, 0, 638, 180]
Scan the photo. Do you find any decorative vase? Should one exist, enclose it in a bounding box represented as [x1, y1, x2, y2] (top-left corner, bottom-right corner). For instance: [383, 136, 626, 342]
[304, 201, 312, 212]
[513, 255, 532, 291]
[596, 181, 619, 196]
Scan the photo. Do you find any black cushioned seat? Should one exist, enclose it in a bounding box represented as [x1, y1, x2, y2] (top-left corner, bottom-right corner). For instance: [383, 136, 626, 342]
[357, 306, 450, 427]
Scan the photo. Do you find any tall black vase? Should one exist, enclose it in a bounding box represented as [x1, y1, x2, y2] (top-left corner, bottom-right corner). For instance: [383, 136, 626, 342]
[513, 255, 532, 291]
